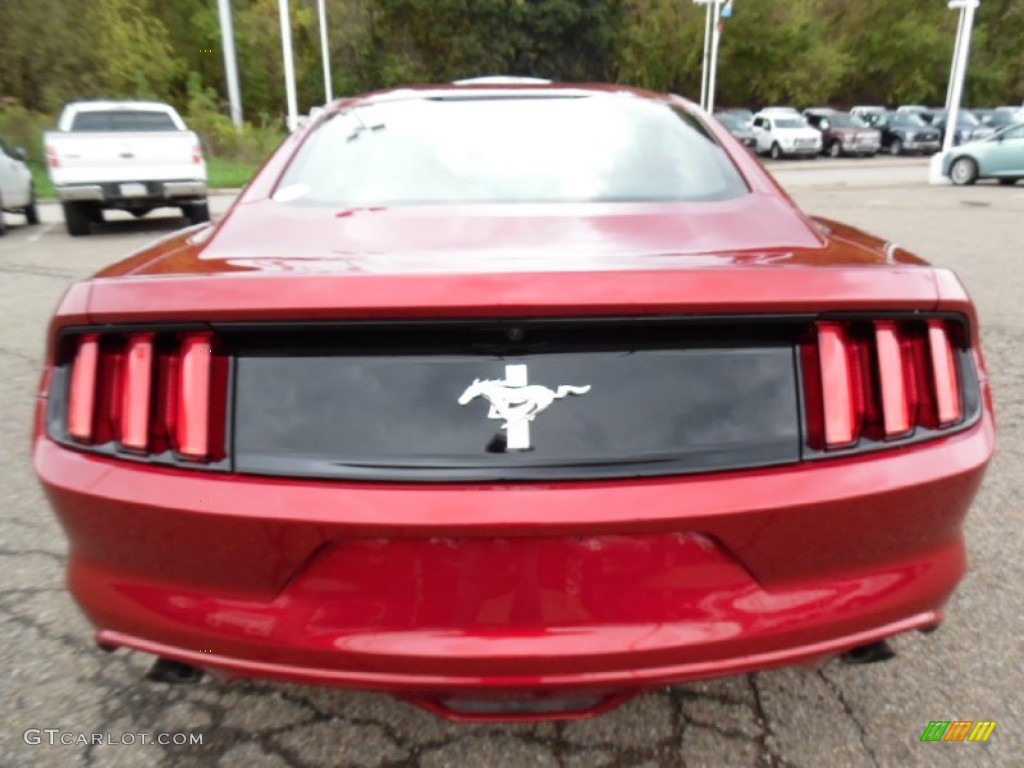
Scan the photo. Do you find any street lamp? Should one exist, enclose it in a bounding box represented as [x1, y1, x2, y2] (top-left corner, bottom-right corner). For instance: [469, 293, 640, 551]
[930, 0, 980, 184]
[278, 0, 300, 131]
[216, 0, 243, 128]
[693, 0, 733, 113]
[317, 0, 334, 104]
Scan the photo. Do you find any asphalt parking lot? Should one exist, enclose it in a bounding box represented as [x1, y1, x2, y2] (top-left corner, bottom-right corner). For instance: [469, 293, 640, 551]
[1, 160, 1021, 767]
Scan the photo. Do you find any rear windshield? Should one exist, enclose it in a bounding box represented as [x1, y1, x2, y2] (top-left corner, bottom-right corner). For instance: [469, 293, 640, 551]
[773, 118, 807, 129]
[892, 114, 928, 127]
[70, 110, 179, 132]
[275, 95, 750, 206]
[829, 114, 867, 128]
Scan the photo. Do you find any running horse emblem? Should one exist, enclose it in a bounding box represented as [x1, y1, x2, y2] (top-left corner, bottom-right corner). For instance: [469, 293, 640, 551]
[457, 364, 591, 450]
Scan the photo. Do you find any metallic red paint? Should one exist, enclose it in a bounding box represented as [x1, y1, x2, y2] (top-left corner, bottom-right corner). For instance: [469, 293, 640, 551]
[33, 83, 995, 720]
[35, 413, 991, 716]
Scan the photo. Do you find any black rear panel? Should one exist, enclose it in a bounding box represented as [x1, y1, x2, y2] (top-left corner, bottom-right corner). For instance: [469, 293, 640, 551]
[226, 318, 805, 481]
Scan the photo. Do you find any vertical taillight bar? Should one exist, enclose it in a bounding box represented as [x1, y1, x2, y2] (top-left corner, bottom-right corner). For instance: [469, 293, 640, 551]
[929, 320, 962, 426]
[817, 323, 856, 447]
[119, 333, 154, 450]
[875, 321, 911, 436]
[176, 333, 213, 459]
[68, 334, 100, 441]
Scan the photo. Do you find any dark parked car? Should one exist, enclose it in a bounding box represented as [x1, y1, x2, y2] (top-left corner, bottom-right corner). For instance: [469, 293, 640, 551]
[862, 111, 941, 155]
[922, 110, 995, 146]
[33, 81, 994, 722]
[803, 109, 881, 157]
[714, 111, 757, 148]
[973, 108, 1021, 131]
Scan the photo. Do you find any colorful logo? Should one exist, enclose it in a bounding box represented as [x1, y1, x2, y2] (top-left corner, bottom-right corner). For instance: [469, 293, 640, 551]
[920, 721, 997, 742]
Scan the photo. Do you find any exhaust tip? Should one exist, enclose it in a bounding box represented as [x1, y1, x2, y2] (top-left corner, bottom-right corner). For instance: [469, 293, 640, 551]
[840, 639, 896, 665]
[145, 657, 204, 684]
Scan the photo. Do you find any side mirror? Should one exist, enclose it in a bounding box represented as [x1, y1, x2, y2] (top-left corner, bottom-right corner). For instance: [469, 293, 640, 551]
[13, 146, 28, 161]
[820, 120, 830, 130]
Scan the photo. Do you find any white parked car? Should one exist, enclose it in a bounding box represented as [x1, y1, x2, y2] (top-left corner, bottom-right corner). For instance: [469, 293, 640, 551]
[44, 101, 208, 236]
[0, 139, 39, 235]
[751, 113, 822, 159]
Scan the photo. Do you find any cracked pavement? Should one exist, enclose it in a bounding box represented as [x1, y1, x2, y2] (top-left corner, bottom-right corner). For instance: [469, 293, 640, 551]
[1, 173, 1020, 767]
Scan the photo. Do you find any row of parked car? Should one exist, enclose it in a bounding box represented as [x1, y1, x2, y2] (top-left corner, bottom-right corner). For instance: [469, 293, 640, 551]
[715, 104, 1024, 161]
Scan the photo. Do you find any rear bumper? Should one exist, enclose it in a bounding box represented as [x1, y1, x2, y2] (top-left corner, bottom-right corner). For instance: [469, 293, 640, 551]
[35, 410, 993, 703]
[56, 180, 206, 205]
[841, 143, 881, 154]
[902, 141, 941, 154]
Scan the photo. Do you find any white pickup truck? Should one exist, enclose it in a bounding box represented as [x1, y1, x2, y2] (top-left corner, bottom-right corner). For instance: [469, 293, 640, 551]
[44, 101, 209, 236]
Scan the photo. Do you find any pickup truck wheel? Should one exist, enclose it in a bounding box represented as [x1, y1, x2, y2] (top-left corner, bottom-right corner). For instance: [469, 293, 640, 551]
[828, 141, 842, 158]
[889, 139, 903, 156]
[25, 187, 40, 225]
[950, 157, 979, 186]
[185, 202, 210, 225]
[769, 143, 783, 160]
[62, 202, 92, 236]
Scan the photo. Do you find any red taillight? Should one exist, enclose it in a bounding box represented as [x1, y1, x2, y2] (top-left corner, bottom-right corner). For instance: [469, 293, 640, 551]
[929, 319, 962, 426]
[817, 323, 856, 447]
[59, 331, 227, 463]
[119, 333, 155, 451]
[176, 333, 213, 459]
[68, 334, 100, 441]
[192, 143, 204, 165]
[46, 144, 60, 169]
[875, 321, 911, 437]
[805, 318, 966, 451]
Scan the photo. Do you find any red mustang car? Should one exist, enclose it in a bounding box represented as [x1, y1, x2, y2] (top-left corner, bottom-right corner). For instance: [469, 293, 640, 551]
[34, 81, 994, 721]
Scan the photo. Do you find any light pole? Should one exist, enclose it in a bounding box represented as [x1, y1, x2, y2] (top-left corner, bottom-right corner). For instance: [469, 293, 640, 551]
[693, 0, 733, 112]
[278, 0, 300, 131]
[317, 0, 333, 104]
[698, 1, 713, 109]
[706, 0, 724, 114]
[216, 0, 243, 128]
[943, 0, 978, 154]
[930, 0, 980, 183]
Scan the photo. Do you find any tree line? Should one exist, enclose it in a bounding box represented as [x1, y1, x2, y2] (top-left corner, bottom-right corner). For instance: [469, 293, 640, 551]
[2, 0, 1022, 124]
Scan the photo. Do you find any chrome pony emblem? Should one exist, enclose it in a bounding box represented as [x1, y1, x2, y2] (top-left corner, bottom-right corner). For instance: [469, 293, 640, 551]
[457, 364, 591, 450]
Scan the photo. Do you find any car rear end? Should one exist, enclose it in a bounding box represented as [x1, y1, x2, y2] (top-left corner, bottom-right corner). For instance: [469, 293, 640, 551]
[34, 258, 993, 719]
[44, 103, 207, 229]
[33, 86, 994, 720]
[46, 130, 206, 204]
